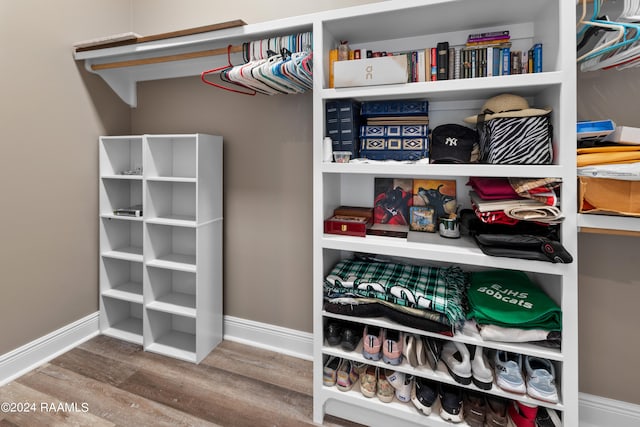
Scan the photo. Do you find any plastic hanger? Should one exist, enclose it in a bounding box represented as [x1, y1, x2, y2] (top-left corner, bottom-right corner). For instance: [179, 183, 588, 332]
[201, 45, 257, 96]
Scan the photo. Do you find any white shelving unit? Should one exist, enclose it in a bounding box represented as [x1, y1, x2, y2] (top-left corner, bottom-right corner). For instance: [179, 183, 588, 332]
[79, 1, 578, 424]
[99, 134, 223, 363]
[312, 1, 577, 427]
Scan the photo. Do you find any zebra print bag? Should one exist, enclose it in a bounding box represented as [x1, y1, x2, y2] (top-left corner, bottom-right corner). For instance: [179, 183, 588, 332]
[478, 114, 553, 164]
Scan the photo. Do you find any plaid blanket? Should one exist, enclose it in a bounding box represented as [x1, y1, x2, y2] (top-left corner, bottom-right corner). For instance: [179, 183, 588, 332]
[324, 259, 467, 328]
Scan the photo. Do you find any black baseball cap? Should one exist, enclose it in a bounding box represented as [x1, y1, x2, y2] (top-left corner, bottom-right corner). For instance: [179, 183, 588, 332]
[430, 124, 478, 163]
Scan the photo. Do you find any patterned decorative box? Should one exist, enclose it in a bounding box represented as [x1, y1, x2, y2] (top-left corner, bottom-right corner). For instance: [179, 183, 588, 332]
[359, 137, 429, 160]
[360, 99, 429, 117]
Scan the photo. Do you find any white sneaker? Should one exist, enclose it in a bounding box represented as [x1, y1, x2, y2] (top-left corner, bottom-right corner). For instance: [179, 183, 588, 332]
[524, 356, 558, 403]
[494, 351, 526, 394]
[471, 346, 493, 390]
[441, 341, 472, 385]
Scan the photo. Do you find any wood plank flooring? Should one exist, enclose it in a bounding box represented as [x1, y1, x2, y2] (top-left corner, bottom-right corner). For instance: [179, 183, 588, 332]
[0, 336, 363, 427]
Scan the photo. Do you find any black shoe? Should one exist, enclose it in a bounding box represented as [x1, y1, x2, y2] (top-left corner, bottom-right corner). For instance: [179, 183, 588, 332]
[411, 377, 438, 416]
[535, 406, 562, 427]
[340, 324, 362, 352]
[325, 321, 343, 346]
[439, 383, 463, 423]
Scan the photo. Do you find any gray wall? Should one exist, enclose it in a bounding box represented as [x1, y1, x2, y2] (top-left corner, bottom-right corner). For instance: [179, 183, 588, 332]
[2, 0, 639, 408]
[0, 0, 130, 354]
[577, 67, 640, 404]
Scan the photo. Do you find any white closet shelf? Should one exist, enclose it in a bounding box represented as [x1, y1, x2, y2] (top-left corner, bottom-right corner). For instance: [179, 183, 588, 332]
[320, 163, 565, 179]
[577, 213, 640, 234]
[322, 312, 563, 362]
[321, 234, 571, 275]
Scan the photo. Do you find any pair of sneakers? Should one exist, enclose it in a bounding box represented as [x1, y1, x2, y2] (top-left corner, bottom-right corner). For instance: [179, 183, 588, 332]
[494, 351, 558, 403]
[441, 342, 493, 390]
[322, 356, 363, 392]
[410, 377, 462, 422]
[359, 364, 395, 403]
[362, 325, 403, 365]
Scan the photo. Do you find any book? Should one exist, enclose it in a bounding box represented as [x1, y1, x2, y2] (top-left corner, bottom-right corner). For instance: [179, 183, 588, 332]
[467, 30, 510, 41]
[502, 46, 511, 75]
[328, 49, 338, 88]
[361, 100, 429, 117]
[365, 116, 429, 125]
[448, 47, 455, 80]
[437, 41, 450, 80]
[366, 223, 409, 238]
[430, 47, 437, 81]
[533, 43, 543, 73]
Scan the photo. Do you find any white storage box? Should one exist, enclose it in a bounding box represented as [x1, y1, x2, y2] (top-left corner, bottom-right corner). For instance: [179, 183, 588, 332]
[333, 55, 408, 88]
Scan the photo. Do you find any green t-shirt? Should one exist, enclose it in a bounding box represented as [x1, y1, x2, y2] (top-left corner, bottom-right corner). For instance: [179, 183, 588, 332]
[466, 269, 561, 331]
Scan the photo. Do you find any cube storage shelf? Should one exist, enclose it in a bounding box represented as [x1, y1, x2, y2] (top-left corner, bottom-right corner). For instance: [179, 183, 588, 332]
[99, 134, 223, 363]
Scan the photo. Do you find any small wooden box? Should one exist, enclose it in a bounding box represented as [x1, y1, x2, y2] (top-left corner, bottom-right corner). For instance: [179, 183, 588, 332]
[324, 215, 372, 237]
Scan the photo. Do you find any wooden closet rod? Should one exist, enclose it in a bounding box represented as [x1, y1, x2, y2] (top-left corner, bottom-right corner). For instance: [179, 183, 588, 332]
[91, 44, 244, 71]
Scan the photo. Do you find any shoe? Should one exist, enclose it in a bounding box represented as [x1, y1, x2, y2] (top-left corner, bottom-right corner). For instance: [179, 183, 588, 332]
[322, 356, 340, 386]
[376, 368, 395, 403]
[535, 406, 562, 427]
[424, 337, 443, 370]
[403, 334, 418, 367]
[325, 321, 343, 346]
[507, 400, 537, 427]
[382, 329, 403, 365]
[340, 323, 362, 352]
[438, 383, 464, 423]
[524, 356, 558, 403]
[386, 370, 405, 389]
[470, 345, 493, 390]
[336, 359, 359, 392]
[359, 365, 377, 398]
[415, 336, 427, 366]
[411, 377, 438, 416]
[441, 341, 472, 385]
[362, 325, 383, 361]
[393, 374, 413, 403]
[485, 396, 509, 427]
[494, 351, 526, 394]
[463, 390, 486, 427]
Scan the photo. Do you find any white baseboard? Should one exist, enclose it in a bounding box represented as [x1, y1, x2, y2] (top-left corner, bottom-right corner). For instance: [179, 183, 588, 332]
[0, 312, 100, 386]
[2, 313, 639, 427]
[223, 315, 313, 361]
[579, 392, 640, 427]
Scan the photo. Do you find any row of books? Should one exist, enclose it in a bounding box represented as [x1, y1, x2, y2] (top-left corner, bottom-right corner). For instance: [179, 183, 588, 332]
[328, 30, 543, 86]
[396, 42, 542, 82]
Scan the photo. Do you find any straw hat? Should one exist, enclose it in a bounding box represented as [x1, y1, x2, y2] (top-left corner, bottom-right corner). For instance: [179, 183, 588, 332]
[464, 93, 551, 124]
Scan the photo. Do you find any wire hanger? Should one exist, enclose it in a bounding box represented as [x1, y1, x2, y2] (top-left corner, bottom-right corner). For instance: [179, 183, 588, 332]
[201, 44, 256, 96]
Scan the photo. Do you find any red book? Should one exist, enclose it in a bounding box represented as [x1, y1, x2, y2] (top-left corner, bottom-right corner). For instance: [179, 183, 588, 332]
[430, 48, 437, 81]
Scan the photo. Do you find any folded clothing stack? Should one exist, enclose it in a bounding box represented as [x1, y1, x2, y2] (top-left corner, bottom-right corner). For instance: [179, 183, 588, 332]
[463, 177, 572, 263]
[324, 258, 467, 332]
[466, 269, 561, 332]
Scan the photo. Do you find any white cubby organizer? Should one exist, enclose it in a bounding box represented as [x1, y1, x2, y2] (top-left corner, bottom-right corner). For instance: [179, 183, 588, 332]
[99, 134, 223, 363]
[78, 0, 578, 425]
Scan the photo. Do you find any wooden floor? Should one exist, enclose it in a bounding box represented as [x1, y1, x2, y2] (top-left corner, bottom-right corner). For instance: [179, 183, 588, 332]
[0, 335, 363, 427]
